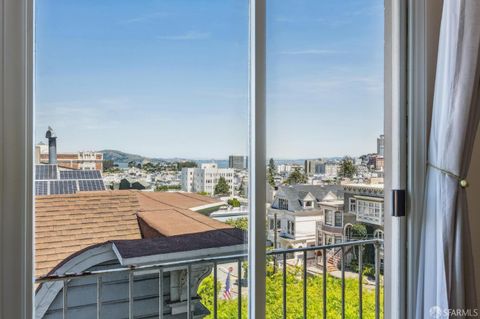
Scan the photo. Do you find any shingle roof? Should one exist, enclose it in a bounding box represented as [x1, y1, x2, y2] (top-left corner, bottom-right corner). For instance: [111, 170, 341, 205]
[35, 191, 232, 277]
[35, 191, 141, 278]
[274, 185, 344, 211]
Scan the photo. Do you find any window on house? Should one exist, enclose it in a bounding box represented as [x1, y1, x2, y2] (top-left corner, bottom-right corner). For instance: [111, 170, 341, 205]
[278, 198, 288, 210]
[349, 198, 357, 213]
[334, 211, 342, 227]
[325, 209, 334, 226]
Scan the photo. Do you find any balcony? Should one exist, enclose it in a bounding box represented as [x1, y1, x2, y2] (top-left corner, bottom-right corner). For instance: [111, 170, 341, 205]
[319, 223, 344, 235]
[36, 239, 383, 319]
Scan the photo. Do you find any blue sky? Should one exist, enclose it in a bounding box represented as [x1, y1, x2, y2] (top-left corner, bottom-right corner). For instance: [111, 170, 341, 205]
[35, 0, 383, 159]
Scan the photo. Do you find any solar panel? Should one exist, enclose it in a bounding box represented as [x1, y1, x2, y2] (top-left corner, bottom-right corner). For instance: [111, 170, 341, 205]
[35, 181, 48, 196]
[35, 165, 58, 180]
[59, 170, 102, 180]
[78, 179, 105, 192]
[49, 180, 77, 195]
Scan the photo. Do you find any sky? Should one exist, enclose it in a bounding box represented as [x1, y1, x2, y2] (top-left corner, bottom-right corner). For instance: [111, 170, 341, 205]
[35, 0, 384, 159]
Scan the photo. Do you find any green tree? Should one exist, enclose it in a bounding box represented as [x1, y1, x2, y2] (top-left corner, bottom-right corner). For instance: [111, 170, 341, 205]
[227, 198, 241, 207]
[225, 217, 248, 231]
[267, 158, 276, 187]
[214, 177, 230, 195]
[238, 178, 246, 197]
[339, 157, 357, 178]
[177, 161, 198, 171]
[103, 160, 115, 171]
[285, 168, 307, 185]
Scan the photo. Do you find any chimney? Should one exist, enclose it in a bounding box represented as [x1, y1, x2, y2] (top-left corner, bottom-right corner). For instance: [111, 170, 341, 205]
[45, 126, 57, 164]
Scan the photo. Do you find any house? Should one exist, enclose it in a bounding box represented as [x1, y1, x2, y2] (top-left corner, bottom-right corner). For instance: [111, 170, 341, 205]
[181, 163, 234, 196]
[35, 191, 245, 319]
[267, 185, 343, 260]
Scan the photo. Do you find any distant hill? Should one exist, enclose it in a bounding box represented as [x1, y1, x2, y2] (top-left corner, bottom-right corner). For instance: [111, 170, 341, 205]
[99, 150, 163, 163]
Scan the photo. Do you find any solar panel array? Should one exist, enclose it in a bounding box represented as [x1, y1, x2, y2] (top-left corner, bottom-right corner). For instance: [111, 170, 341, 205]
[35, 181, 48, 196]
[50, 180, 78, 195]
[35, 164, 106, 196]
[60, 170, 101, 180]
[35, 165, 58, 180]
[78, 179, 105, 192]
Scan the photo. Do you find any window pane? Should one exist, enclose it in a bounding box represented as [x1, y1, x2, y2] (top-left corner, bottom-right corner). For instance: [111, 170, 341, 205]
[266, 0, 385, 317]
[34, 1, 249, 318]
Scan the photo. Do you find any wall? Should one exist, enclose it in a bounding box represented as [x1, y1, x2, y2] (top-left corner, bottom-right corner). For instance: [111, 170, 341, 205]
[467, 126, 480, 306]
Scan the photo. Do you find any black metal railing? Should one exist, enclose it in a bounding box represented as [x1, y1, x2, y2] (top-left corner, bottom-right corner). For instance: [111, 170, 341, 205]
[36, 239, 383, 319]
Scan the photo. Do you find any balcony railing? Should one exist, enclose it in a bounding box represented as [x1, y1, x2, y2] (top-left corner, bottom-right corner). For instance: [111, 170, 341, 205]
[36, 239, 383, 319]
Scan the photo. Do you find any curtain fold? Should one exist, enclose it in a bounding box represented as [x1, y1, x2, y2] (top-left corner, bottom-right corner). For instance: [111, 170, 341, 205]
[416, 0, 480, 317]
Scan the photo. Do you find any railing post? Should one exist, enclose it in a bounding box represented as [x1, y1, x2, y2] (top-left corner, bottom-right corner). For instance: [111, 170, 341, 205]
[128, 271, 134, 319]
[159, 269, 163, 319]
[97, 276, 102, 319]
[187, 265, 192, 319]
[238, 259, 242, 319]
[303, 250, 307, 319]
[358, 245, 363, 319]
[374, 242, 381, 319]
[341, 246, 345, 319]
[283, 252, 287, 319]
[322, 248, 327, 319]
[63, 279, 68, 319]
[213, 261, 218, 319]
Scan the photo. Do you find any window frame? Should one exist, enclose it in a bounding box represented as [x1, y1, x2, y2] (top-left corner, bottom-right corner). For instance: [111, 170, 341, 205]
[0, 0, 428, 318]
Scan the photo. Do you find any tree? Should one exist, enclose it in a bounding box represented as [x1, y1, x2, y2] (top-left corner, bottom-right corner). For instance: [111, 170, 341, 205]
[267, 158, 276, 187]
[238, 178, 246, 197]
[285, 168, 307, 185]
[214, 177, 230, 195]
[225, 217, 247, 231]
[339, 157, 357, 178]
[227, 198, 241, 207]
[103, 160, 115, 171]
[177, 161, 198, 171]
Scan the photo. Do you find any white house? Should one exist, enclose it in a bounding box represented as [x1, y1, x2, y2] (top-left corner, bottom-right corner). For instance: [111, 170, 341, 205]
[181, 163, 234, 196]
[267, 185, 343, 260]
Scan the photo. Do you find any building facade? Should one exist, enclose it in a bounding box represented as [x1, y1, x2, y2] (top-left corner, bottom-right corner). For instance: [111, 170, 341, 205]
[267, 185, 343, 260]
[228, 155, 247, 170]
[377, 134, 385, 156]
[181, 163, 234, 196]
[304, 159, 325, 176]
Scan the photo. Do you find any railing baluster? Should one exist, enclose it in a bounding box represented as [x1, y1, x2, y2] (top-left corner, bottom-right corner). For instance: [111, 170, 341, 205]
[63, 279, 68, 319]
[341, 246, 345, 319]
[128, 271, 133, 319]
[213, 261, 218, 319]
[322, 248, 327, 319]
[283, 252, 287, 319]
[358, 245, 363, 319]
[97, 276, 102, 319]
[159, 269, 163, 319]
[238, 259, 242, 319]
[303, 250, 307, 319]
[374, 243, 380, 319]
[187, 264, 192, 319]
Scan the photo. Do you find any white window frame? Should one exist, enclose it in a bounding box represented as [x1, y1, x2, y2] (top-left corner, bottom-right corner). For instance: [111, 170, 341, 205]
[0, 0, 437, 318]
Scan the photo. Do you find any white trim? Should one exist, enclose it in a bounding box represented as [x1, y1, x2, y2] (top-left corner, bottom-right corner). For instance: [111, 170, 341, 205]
[112, 244, 247, 266]
[248, 0, 266, 318]
[0, 0, 34, 318]
[384, 0, 408, 318]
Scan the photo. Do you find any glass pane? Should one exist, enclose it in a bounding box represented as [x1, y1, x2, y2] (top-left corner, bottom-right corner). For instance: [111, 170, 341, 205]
[34, 1, 249, 318]
[266, 0, 385, 318]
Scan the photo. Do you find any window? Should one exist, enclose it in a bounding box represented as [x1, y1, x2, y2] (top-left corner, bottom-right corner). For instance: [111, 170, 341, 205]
[325, 209, 334, 226]
[334, 211, 342, 227]
[278, 198, 288, 210]
[349, 198, 357, 213]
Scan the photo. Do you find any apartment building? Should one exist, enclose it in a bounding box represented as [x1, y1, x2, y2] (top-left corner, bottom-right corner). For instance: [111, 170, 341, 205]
[228, 155, 247, 170]
[181, 163, 234, 196]
[304, 159, 325, 176]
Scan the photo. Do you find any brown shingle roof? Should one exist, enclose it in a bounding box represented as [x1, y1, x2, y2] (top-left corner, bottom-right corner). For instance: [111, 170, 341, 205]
[35, 191, 141, 278]
[35, 190, 233, 278]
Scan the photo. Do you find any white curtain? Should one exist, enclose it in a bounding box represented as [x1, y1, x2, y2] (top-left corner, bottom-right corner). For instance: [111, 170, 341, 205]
[416, 0, 480, 317]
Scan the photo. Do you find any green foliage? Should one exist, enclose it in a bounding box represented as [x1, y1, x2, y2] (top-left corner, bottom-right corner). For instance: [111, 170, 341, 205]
[363, 264, 376, 278]
[155, 185, 181, 192]
[285, 168, 307, 185]
[177, 161, 198, 170]
[267, 158, 276, 187]
[214, 177, 230, 195]
[197, 191, 210, 196]
[227, 198, 241, 207]
[103, 160, 115, 171]
[225, 217, 248, 231]
[198, 264, 384, 319]
[238, 178, 246, 197]
[339, 157, 357, 178]
[127, 160, 136, 168]
[351, 223, 368, 239]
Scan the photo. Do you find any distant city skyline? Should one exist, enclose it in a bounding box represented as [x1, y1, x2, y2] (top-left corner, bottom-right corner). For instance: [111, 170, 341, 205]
[35, 0, 383, 159]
